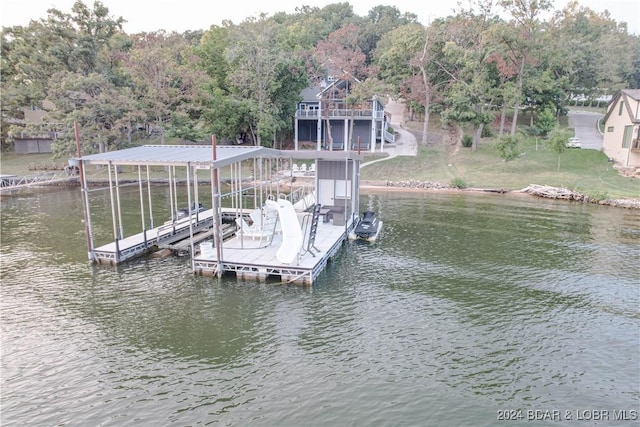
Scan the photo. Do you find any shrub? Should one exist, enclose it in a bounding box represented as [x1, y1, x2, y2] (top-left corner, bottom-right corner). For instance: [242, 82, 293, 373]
[461, 134, 473, 147]
[481, 125, 495, 138]
[588, 190, 609, 202]
[450, 177, 468, 189]
[494, 135, 521, 170]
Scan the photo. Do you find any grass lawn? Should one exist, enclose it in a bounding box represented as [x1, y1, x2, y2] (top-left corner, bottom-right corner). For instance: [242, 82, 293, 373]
[361, 133, 639, 200]
[0, 152, 67, 175]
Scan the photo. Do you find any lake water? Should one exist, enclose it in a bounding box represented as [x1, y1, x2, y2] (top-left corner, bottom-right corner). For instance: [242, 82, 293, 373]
[1, 187, 639, 426]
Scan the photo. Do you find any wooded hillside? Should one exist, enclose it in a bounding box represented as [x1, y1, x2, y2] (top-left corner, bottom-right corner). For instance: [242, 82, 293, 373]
[2, 0, 638, 157]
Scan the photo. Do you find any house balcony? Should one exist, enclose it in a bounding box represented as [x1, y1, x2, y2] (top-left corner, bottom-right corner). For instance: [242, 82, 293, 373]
[296, 109, 384, 120]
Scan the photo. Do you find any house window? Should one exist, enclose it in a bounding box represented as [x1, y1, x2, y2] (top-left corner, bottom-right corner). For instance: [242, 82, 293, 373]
[622, 125, 632, 148]
[607, 126, 614, 132]
[618, 101, 624, 115]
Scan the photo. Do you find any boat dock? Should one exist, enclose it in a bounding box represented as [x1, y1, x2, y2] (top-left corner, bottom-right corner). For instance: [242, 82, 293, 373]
[70, 140, 362, 285]
[194, 206, 352, 285]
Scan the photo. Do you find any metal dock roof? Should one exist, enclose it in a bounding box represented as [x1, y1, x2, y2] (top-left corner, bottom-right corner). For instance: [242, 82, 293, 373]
[70, 145, 362, 168]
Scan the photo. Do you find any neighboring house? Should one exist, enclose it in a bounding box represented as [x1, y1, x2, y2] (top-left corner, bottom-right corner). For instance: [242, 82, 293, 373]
[602, 89, 640, 168]
[12, 100, 59, 154]
[294, 75, 394, 152]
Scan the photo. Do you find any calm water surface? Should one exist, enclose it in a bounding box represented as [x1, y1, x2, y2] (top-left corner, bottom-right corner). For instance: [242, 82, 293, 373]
[1, 187, 639, 426]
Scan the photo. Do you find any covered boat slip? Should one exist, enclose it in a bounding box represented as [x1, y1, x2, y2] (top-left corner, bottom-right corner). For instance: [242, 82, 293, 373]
[70, 143, 362, 284]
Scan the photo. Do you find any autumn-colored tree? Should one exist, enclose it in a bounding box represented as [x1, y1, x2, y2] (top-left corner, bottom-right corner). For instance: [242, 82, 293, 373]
[498, 0, 552, 135]
[313, 23, 371, 149]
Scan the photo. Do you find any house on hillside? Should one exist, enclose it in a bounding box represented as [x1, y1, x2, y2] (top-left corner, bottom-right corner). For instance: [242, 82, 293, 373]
[602, 89, 640, 168]
[294, 75, 394, 152]
[11, 101, 60, 154]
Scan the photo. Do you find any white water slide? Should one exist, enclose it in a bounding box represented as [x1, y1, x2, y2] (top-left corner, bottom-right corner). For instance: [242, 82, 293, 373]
[265, 198, 303, 264]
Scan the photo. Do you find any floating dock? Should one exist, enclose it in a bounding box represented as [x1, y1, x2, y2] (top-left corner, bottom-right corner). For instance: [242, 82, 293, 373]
[70, 140, 362, 285]
[194, 206, 353, 285]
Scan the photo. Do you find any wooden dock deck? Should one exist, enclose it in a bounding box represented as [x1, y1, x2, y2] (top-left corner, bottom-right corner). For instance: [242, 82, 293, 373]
[92, 208, 242, 264]
[93, 204, 352, 286]
[193, 214, 352, 285]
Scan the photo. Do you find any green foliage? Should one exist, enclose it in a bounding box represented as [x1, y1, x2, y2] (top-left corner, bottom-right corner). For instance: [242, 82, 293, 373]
[373, 23, 425, 93]
[481, 125, 495, 138]
[450, 177, 468, 189]
[46, 72, 139, 157]
[461, 134, 473, 147]
[535, 107, 557, 137]
[587, 190, 609, 202]
[1, 0, 637, 156]
[494, 135, 521, 170]
[546, 129, 572, 171]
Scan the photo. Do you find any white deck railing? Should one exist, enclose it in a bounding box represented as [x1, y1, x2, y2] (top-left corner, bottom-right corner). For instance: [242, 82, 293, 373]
[296, 109, 384, 120]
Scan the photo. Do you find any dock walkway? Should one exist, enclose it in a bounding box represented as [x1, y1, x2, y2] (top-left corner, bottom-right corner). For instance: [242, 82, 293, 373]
[194, 213, 351, 285]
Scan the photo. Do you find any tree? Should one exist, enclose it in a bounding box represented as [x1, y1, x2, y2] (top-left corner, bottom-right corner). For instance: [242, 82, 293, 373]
[535, 107, 556, 137]
[358, 5, 418, 64]
[224, 15, 304, 147]
[313, 23, 371, 149]
[433, 4, 502, 151]
[45, 72, 138, 157]
[497, 0, 552, 135]
[494, 135, 521, 170]
[523, 106, 556, 151]
[0, 1, 126, 146]
[122, 31, 209, 144]
[546, 129, 572, 171]
[547, 1, 637, 100]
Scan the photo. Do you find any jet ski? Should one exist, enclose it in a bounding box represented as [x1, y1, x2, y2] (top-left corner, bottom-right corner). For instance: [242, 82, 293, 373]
[349, 210, 382, 242]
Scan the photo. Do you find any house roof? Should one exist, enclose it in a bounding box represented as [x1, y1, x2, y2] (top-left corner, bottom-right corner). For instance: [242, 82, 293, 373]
[298, 73, 363, 102]
[69, 144, 362, 168]
[320, 75, 361, 98]
[300, 85, 322, 102]
[604, 89, 640, 125]
[622, 89, 640, 101]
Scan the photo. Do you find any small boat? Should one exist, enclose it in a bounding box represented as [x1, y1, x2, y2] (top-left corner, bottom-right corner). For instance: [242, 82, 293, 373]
[175, 203, 206, 220]
[349, 210, 382, 242]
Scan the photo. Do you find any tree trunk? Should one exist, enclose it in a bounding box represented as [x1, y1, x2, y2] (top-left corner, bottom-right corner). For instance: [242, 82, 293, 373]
[325, 118, 333, 150]
[419, 30, 431, 146]
[499, 104, 507, 136]
[510, 56, 526, 136]
[472, 124, 483, 152]
[422, 88, 430, 145]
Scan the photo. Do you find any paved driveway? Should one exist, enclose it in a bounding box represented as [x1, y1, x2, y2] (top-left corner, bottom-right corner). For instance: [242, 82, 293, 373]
[568, 110, 604, 150]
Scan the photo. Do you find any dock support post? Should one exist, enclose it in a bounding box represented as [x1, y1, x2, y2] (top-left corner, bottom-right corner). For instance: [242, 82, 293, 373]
[186, 162, 195, 270]
[211, 135, 224, 278]
[114, 163, 124, 240]
[146, 166, 154, 229]
[138, 166, 147, 248]
[74, 121, 94, 262]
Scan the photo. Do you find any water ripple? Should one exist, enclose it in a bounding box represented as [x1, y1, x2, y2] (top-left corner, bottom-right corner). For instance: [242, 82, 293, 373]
[2, 190, 638, 426]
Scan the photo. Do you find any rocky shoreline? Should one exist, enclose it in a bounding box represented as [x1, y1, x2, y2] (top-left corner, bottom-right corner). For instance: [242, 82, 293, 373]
[361, 179, 640, 210]
[4, 176, 639, 210]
